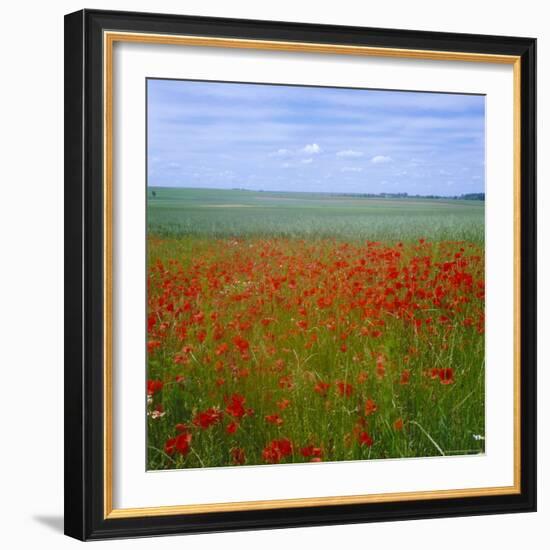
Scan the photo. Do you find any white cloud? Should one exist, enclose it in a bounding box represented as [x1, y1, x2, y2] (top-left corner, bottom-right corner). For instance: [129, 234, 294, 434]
[341, 166, 363, 172]
[371, 155, 393, 164]
[336, 149, 364, 157]
[302, 143, 321, 154]
[301, 158, 313, 164]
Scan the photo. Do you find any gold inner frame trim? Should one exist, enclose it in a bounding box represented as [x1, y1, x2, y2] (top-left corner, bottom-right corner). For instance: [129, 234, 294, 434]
[103, 30, 522, 520]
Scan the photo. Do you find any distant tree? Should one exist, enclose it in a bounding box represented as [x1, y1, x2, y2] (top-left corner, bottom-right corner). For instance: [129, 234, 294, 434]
[151, 190, 156, 198]
[460, 193, 485, 201]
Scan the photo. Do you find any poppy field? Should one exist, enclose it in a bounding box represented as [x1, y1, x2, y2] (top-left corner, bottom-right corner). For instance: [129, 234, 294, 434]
[146, 188, 485, 470]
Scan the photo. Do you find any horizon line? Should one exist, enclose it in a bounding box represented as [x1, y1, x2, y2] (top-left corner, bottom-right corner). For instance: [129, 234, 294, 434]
[147, 184, 485, 198]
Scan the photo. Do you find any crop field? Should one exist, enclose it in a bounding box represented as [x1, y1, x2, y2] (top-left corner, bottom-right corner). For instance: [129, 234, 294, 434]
[146, 187, 485, 469]
[147, 187, 485, 243]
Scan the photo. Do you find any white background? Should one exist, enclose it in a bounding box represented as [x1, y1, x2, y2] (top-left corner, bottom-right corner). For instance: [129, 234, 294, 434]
[0, 0, 546, 548]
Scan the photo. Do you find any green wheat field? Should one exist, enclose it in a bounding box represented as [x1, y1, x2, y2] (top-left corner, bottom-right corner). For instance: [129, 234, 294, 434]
[146, 187, 485, 470]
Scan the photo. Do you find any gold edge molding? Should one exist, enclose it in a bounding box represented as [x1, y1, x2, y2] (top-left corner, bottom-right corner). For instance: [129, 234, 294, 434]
[105, 31, 519, 64]
[103, 30, 522, 520]
[107, 485, 521, 519]
[104, 31, 114, 518]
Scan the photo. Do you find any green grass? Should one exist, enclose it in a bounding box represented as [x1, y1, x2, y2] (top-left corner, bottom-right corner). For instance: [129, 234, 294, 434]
[146, 235, 485, 469]
[147, 187, 485, 243]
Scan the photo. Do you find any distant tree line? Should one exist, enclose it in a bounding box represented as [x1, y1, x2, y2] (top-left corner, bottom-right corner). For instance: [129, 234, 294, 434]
[152, 187, 485, 201]
[324, 192, 485, 200]
[455, 193, 485, 201]
[255, 190, 485, 201]
[313, 192, 485, 201]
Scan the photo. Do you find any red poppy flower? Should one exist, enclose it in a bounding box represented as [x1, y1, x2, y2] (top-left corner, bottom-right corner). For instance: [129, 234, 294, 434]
[336, 380, 353, 398]
[147, 379, 163, 396]
[215, 342, 229, 356]
[314, 381, 330, 397]
[225, 393, 246, 419]
[192, 407, 223, 429]
[399, 369, 411, 385]
[226, 421, 238, 435]
[232, 335, 249, 353]
[147, 340, 161, 354]
[394, 418, 404, 431]
[175, 432, 192, 454]
[191, 311, 205, 324]
[147, 314, 157, 334]
[358, 431, 374, 447]
[364, 399, 377, 416]
[265, 414, 284, 426]
[164, 437, 177, 456]
[300, 445, 322, 458]
[262, 438, 293, 464]
[165, 432, 192, 456]
[317, 296, 332, 309]
[439, 368, 454, 385]
[429, 368, 440, 380]
[277, 398, 291, 411]
[278, 375, 294, 389]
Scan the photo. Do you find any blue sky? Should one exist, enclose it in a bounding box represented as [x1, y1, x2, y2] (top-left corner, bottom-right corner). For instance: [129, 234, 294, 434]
[147, 79, 485, 196]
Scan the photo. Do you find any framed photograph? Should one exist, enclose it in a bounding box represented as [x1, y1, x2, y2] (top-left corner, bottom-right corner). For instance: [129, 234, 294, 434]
[64, 9, 536, 540]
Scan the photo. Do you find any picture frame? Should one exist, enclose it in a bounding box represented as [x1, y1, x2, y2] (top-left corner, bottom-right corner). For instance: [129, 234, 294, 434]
[64, 8, 537, 541]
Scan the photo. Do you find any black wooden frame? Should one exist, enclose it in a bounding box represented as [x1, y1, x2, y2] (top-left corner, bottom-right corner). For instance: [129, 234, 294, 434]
[64, 9, 537, 541]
